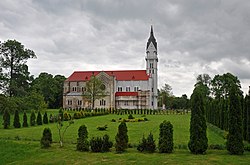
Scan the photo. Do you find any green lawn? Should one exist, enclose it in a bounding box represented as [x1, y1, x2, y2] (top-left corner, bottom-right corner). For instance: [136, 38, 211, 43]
[1, 140, 250, 165]
[1, 111, 249, 164]
[0, 112, 225, 146]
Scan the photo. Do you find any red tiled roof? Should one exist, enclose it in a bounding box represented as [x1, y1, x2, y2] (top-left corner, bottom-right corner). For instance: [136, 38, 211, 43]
[66, 70, 149, 81]
[115, 92, 138, 96]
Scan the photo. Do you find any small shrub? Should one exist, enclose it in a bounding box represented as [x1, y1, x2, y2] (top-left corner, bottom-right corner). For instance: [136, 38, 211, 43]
[76, 125, 89, 151]
[111, 119, 116, 122]
[159, 120, 174, 153]
[23, 111, 28, 127]
[3, 109, 10, 129]
[90, 137, 103, 152]
[41, 128, 52, 148]
[43, 112, 48, 124]
[64, 112, 70, 121]
[115, 122, 128, 152]
[37, 111, 43, 125]
[128, 114, 134, 119]
[137, 132, 156, 153]
[97, 125, 108, 131]
[13, 110, 21, 128]
[137, 135, 147, 152]
[102, 134, 113, 152]
[30, 111, 36, 126]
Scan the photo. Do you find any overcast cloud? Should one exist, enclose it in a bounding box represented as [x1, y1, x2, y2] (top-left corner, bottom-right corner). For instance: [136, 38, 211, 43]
[0, 0, 250, 97]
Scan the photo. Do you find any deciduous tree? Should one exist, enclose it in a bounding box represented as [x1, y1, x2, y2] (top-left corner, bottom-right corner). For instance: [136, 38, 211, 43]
[0, 40, 36, 97]
[83, 75, 106, 109]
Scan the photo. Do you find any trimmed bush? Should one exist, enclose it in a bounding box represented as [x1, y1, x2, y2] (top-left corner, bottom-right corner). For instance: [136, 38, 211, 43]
[158, 120, 174, 153]
[23, 111, 28, 127]
[43, 112, 48, 124]
[41, 128, 52, 148]
[13, 110, 21, 128]
[3, 109, 10, 129]
[37, 111, 43, 125]
[137, 132, 156, 153]
[76, 125, 89, 151]
[102, 134, 113, 152]
[90, 137, 103, 152]
[30, 111, 36, 126]
[115, 122, 128, 152]
[63, 112, 70, 121]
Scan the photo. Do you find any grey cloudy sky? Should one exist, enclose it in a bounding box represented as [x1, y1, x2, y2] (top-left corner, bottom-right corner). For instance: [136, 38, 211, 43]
[0, 0, 250, 97]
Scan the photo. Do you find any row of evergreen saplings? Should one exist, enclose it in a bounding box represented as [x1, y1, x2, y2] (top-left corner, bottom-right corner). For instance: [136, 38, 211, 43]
[2, 110, 49, 128]
[2, 109, 109, 129]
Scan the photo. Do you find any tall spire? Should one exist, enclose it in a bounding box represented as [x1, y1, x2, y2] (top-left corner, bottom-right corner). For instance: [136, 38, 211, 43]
[147, 25, 157, 50]
[150, 25, 154, 36]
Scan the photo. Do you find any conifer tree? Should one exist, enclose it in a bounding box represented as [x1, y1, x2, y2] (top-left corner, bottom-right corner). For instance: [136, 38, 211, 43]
[30, 111, 36, 126]
[76, 125, 89, 151]
[246, 94, 250, 142]
[37, 111, 43, 125]
[3, 109, 10, 129]
[23, 111, 28, 127]
[158, 120, 174, 153]
[226, 86, 244, 155]
[102, 134, 113, 152]
[13, 110, 21, 128]
[43, 112, 48, 124]
[41, 128, 52, 148]
[188, 88, 208, 154]
[137, 132, 156, 153]
[115, 122, 128, 152]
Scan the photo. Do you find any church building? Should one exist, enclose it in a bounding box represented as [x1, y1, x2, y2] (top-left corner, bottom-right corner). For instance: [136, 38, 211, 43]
[63, 26, 158, 110]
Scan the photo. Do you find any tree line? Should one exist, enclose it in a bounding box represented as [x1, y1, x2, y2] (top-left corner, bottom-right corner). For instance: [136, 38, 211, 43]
[158, 84, 190, 110]
[0, 40, 66, 114]
[193, 73, 249, 154]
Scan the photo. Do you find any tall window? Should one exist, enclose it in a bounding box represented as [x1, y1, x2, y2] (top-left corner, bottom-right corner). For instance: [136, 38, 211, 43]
[126, 86, 130, 92]
[134, 86, 139, 92]
[78, 100, 82, 105]
[118, 86, 122, 92]
[150, 63, 153, 68]
[100, 99, 106, 106]
[124, 101, 129, 106]
[67, 100, 72, 105]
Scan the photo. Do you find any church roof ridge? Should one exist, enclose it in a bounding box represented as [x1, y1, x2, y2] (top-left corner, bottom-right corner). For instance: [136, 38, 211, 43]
[66, 70, 149, 82]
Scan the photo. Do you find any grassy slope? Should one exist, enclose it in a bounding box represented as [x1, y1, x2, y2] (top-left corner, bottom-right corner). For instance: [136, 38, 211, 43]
[0, 113, 225, 146]
[2, 112, 245, 164]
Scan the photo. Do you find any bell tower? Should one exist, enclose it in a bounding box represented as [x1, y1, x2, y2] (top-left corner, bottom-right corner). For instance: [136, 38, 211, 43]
[146, 25, 158, 109]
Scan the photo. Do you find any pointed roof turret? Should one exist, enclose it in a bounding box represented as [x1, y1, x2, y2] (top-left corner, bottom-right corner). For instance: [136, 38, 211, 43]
[146, 25, 157, 50]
